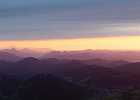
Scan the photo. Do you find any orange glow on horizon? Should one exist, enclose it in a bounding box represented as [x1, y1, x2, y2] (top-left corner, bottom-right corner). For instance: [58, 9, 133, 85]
[0, 36, 140, 51]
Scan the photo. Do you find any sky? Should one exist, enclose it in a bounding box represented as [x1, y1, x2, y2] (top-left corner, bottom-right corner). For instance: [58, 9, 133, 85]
[1, 0, 140, 50]
[0, 36, 140, 51]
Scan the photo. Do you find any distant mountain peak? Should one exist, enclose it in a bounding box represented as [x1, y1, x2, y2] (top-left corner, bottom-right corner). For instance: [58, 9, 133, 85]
[17, 57, 39, 64]
[0, 51, 21, 62]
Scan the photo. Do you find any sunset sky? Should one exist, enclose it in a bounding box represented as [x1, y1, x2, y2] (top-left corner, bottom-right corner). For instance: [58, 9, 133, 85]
[0, 0, 140, 50]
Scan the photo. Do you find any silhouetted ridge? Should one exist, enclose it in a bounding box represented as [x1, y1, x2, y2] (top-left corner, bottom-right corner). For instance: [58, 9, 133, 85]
[17, 57, 39, 64]
[18, 74, 91, 100]
[115, 62, 140, 75]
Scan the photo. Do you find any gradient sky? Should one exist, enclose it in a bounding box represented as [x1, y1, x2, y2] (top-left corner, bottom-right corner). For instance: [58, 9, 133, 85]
[0, 0, 140, 40]
[0, 36, 140, 51]
[1, 0, 140, 50]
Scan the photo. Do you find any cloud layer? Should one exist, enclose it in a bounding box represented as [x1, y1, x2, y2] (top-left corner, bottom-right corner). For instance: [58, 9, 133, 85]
[0, 0, 140, 40]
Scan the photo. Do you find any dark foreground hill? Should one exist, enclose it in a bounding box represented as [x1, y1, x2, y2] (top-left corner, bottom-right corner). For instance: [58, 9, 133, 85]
[0, 74, 92, 100]
[18, 74, 92, 100]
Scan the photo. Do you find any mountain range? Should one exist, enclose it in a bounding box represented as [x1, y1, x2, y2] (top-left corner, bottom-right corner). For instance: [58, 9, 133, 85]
[0, 57, 139, 89]
[0, 50, 140, 99]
